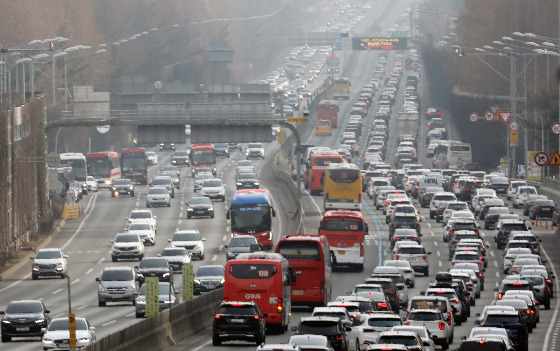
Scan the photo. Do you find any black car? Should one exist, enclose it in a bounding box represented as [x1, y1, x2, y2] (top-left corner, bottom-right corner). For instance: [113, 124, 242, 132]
[186, 196, 215, 219]
[236, 173, 260, 189]
[429, 279, 470, 322]
[111, 179, 135, 197]
[484, 206, 510, 229]
[477, 311, 528, 351]
[171, 150, 190, 166]
[364, 277, 400, 313]
[488, 177, 509, 195]
[227, 143, 242, 151]
[135, 257, 173, 286]
[1, 300, 51, 342]
[193, 265, 225, 295]
[214, 143, 230, 158]
[458, 339, 508, 351]
[212, 301, 266, 346]
[389, 214, 420, 237]
[294, 316, 350, 351]
[529, 199, 556, 219]
[159, 142, 175, 151]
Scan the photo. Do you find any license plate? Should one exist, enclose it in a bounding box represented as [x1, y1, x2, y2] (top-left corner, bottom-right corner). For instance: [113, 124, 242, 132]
[337, 250, 346, 255]
[230, 319, 244, 323]
[293, 290, 304, 295]
[542, 207, 550, 210]
[58, 344, 69, 348]
[16, 327, 29, 331]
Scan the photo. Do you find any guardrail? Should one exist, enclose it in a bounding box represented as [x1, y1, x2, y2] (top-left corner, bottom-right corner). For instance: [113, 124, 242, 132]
[83, 288, 223, 351]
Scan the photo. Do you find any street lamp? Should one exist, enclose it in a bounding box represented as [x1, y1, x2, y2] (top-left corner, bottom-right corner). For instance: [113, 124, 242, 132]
[51, 51, 67, 106]
[61, 48, 107, 110]
[15, 57, 31, 102]
[31, 53, 49, 97]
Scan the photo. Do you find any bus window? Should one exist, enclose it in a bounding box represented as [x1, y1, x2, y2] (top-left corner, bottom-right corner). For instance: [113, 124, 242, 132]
[229, 264, 277, 279]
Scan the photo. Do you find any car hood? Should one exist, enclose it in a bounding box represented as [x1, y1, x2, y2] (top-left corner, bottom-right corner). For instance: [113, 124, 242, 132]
[3, 312, 44, 321]
[195, 275, 224, 281]
[113, 243, 140, 249]
[100, 280, 135, 288]
[128, 230, 153, 236]
[228, 246, 252, 254]
[33, 258, 63, 265]
[138, 268, 170, 274]
[189, 204, 212, 209]
[44, 329, 92, 340]
[201, 186, 224, 192]
[162, 256, 190, 263]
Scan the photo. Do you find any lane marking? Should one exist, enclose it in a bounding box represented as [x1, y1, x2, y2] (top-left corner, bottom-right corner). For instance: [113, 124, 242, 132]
[212, 255, 217, 261]
[52, 288, 63, 295]
[102, 320, 116, 327]
[71, 278, 80, 285]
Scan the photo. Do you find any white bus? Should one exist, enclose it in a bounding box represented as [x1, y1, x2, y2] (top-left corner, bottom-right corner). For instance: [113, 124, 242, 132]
[446, 143, 472, 169]
[59, 153, 88, 182]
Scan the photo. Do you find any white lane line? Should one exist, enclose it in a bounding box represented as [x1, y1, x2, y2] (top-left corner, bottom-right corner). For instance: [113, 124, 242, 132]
[438, 261, 442, 267]
[192, 339, 212, 351]
[426, 223, 432, 229]
[52, 288, 63, 295]
[496, 272, 499, 278]
[76, 305, 88, 311]
[541, 242, 560, 351]
[71, 278, 80, 285]
[480, 232, 486, 237]
[222, 236, 227, 241]
[98, 257, 105, 264]
[434, 241, 438, 247]
[219, 245, 224, 250]
[85, 268, 94, 275]
[490, 251, 495, 257]
[102, 320, 116, 327]
[212, 255, 217, 261]
[179, 212, 183, 218]
[177, 219, 182, 225]
[493, 261, 498, 267]
[126, 312, 135, 317]
[430, 231, 435, 236]
[436, 251, 441, 257]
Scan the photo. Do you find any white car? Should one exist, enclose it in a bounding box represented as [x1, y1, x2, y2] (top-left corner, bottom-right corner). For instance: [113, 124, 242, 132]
[145, 151, 158, 165]
[471, 194, 496, 215]
[405, 309, 452, 349]
[246, 142, 265, 159]
[31, 248, 68, 280]
[448, 210, 475, 224]
[506, 180, 527, 200]
[126, 222, 156, 245]
[289, 335, 331, 351]
[503, 248, 532, 274]
[391, 326, 436, 351]
[111, 233, 144, 261]
[200, 178, 226, 202]
[442, 201, 469, 224]
[42, 317, 96, 350]
[168, 230, 206, 260]
[354, 313, 403, 351]
[145, 186, 171, 208]
[193, 173, 215, 192]
[126, 209, 157, 228]
[86, 176, 98, 192]
[382, 260, 415, 288]
[512, 186, 538, 208]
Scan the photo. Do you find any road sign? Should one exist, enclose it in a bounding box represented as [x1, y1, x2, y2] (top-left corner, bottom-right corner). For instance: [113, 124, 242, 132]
[469, 113, 479, 122]
[68, 313, 77, 349]
[335, 38, 342, 51]
[145, 277, 160, 317]
[411, 63, 419, 71]
[550, 150, 560, 166]
[182, 264, 194, 302]
[510, 131, 518, 145]
[509, 121, 519, 131]
[500, 111, 512, 123]
[534, 152, 549, 166]
[490, 105, 500, 114]
[287, 117, 306, 123]
[352, 36, 408, 50]
[551, 122, 560, 136]
[484, 111, 494, 121]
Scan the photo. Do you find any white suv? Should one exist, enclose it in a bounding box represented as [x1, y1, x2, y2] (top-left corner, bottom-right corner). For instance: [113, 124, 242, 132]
[512, 186, 538, 208]
[31, 248, 68, 279]
[126, 209, 157, 229]
[393, 243, 431, 276]
[405, 309, 453, 349]
[246, 142, 265, 159]
[200, 178, 226, 202]
[430, 192, 456, 219]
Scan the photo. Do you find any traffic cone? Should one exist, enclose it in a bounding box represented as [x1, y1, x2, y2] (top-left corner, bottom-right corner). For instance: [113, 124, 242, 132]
[545, 219, 549, 229]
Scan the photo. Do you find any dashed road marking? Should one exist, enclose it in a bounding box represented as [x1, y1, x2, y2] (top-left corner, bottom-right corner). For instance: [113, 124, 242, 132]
[52, 288, 63, 295]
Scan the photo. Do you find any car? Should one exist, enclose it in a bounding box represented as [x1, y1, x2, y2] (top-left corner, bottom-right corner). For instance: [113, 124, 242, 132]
[494, 219, 530, 249]
[376, 330, 425, 351]
[85, 176, 98, 192]
[430, 192, 456, 219]
[135, 282, 178, 318]
[228, 143, 242, 151]
[424, 288, 465, 324]
[150, 176, 175, 198]
[225, 235, 260, 260]
[145, 151, 158, 165]
[406, 296, 455, 326]
[371, 268, 409, 307]
[495, 277, 537, 300]
[393, 243, 431, 276]
[442, 201, 470, 224]
[135, 257, 173, 286]
[405, 309, 452, 349]
[478, 198, 505, 220]
[529, 199, 556, 219]
[194, 265, 225, 295]
[494, 299, 536, 331]
[111, 178, 135, 197]
[509, 231, 542, 256]
[171, 150, 190, 166]
[145, 186, 171, 208]
[475, 310, 528, 351]
[200, 178, 226, 202]
[512, 186, 538, 208]
[289, 334, 333, 351]
[507, 180, 528, 200]
[159, 247, 191, 272]
[484, 206, 510, 229]
[162, 171, 181, 189]
[111, 233, 145, 261]
[311, 306, 354, 328]
[257, 344, 303, 351]
[214, 143, 230, 158]
[391, 326, 436, 351]
[0, 300, 51, 342]
[389, 214, 421, 237]
[31, 248, 68, 280]
[246, 142, 265, 159]
[95, 266, 137, 307]
[293, 316, 351, 351]
[186, 196, 215, 218]
[503, 248, 532, 274]
[212, 301, 266, 345]
[236, 173, 260, 189]
[126, 209, 157, 228]
[125, 222, 156, 245]
[193, 173, 215, 192]
[457, 339, 510, 351]
[168, 230, 206, 260]
[192, 166, 218, 178]
[42, 316, 96, 349]
[159, 142, 175, 150]
[382, 260, 416, 287]
[363, 277, 400, 313]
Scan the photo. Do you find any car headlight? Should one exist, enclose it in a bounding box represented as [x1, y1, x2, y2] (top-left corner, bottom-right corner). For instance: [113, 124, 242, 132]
[43, 337, 53, 342]
[136, 299, 146, 305]
[98, 285, 106, 293]
[111, 187, 116, 191]
[194, 279, 201, 285]
[163, 273, 170, 278]
[35, 319, 45, 324]
[56, 266, 63, 271]
[187, 208, 193, 211]
[237, 182, 242, 186]
[194, 245, 200, 249]
[255, 182, 259, 186]
[2, 320, 12, 324]
[136, 273, 144, 278]
[163, 300, 173, 304]
[78, 337, 91, 342]
[219, 279, 225, 284]
[129, 186, 134, 190]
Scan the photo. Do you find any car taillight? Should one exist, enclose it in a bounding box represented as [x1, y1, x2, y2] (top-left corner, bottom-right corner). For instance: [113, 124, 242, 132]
[215, 314, 221, 318]
[377, 302, 388, 308]
[395, 255, 399, 260]
[478, 262, 482, 265]
[546, 279, 552, 283]
[412, 237, 418, 241]
[535, 207, 542, 211]
[516, 194, 519, 199]
[449, 230, 454, 235]
[336, 335, 342, 340]
[254, 315, 260, 319]
[451, 262, 455, 265]
[498, 293, 503, 299]
[439, 321, 446, 330]
[480, 256, 484, 260]
[363, 328, 375, 333]
[526, 309, 531, 314]
[360, 244, 364, 257]
[455, 299, 460, 303]
[277, 298, 283, 313]
[404, 321, 410, 325]
[423, 255, 427, 260]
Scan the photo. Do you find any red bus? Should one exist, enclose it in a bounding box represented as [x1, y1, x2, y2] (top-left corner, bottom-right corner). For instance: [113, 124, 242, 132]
[120, 147, 148, 184]
[305, 151, 344, 195]
[317, 101, 339, 128]
[224, 252, 293, 332]
[319, 210, 368, 271]
[275, 234, 332, 307]
[86, 151, 120, 187]
[190, 143, 217, 168]
[227, 189, 276, 250]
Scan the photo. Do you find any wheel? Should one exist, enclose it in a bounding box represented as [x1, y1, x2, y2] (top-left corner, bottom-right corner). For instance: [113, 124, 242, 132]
[545, 299, 551, 310]
[1, 334, 11, 342]
[424, 268, 429, 277]
[513, 203, 518, 209]
[200, 253, 205, 260]
[135, 312, 143, 318]
[212, 336, 221, 346]
[111, 256, 117, 262]
[484, 223, 489, 229]
[171, 193, 175, 198]
[357, 264, 364, 272]
[98, 300, 106, 307]
[441, 340, 449, 350]
[32, 274, 38, 280]
[167, 203, 171, 207]
[356, 339, 361, 351]
[430, 211, 434, 219]
[222, 196, 226, 202]
[210, 213, 215, 219]
[455, 319, 462, 326]
[146, 204, 151, 208]
[60, 273, 66, 279]
[436, 217, 440, 223]
[111, 193, 115, 198]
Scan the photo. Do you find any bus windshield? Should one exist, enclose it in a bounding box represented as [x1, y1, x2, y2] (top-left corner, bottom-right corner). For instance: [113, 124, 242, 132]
[230, 204, 271, 234]
[329, 169, 360, 183]
[59, 159, 86, 181]
[277, 241, 321, 260]
[191, 149, 216, 166]
[87, 158, 112, 177]
[122, 154, 146, 172]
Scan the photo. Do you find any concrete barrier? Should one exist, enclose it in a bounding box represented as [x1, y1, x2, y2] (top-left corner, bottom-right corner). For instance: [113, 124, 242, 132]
[83, 288, 223, 351]
[273, 152, 304, 233]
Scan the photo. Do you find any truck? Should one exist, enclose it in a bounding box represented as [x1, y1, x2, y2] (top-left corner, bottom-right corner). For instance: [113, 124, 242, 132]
[397, 112, 419, 139]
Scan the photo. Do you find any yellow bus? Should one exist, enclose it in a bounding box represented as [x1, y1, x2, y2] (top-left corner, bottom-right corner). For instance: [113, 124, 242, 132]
[323, 163, 362, 211]
[332, 78, 351, 100]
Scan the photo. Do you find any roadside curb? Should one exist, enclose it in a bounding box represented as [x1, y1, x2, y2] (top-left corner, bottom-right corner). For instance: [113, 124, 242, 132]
[0, 219, 66, 280]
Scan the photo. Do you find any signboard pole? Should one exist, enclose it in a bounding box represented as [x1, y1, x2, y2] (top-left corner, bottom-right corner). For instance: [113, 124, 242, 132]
[182, 264, 194, 302]
[145, 277, 160, 317]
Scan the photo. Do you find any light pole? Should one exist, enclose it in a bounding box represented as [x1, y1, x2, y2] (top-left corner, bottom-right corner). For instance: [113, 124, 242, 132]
[62, 48, 106, 111]
[15, 58, 31, 103]
[51, 52, 67, 106]
[31, 53, 49, 97]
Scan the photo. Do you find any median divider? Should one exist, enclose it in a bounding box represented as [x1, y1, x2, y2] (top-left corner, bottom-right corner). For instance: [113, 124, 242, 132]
[83, 288, 223, 351]
[273, 152, 304, 233]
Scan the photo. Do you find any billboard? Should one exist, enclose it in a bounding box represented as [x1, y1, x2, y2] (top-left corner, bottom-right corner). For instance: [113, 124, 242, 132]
[352, 37, 408, 50]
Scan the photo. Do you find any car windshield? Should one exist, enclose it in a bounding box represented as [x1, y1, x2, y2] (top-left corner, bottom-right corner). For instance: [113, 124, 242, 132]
[128, 223, 152, 231]
[189, 197, 211, 205]
[229, 237, 257, 247]
[115, 234, 139, 243]
[408, 312, 440, 321]
[174, 151, 189, 157]
[218, 305, 256, 315]
[161, 248, 187, 256]
[203, 180, 222, 187]
[367, 318, 402, 327]
[484, 315, 519, 324]
[410, 300, 446, 311]
[197, 266, 225, 276]
[173, 233, 200, 241]
[101, 269, 133, 281]
[148, 188, 168, 195]
[36, 250, 61, 259]
[300, 322, 339, 336]
[5, 301, 42, 313]
[130, 211, 151, 219]
[114, 179, 132, 186]
[139, 258, 168, 268]
[378, 336, 418, 346]
[48, 319, 88, 331]
[398, 247, 424, 254]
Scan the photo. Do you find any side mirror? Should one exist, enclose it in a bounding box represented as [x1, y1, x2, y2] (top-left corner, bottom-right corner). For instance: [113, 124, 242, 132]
[30, 256, 35, 260]
[271, 207, 276, 217]
[493, 287, 498, 292]
[426, 252, 432, 255]
[110, 240, 114, 243]
[226, 210, 231, 220]
[95, 277, 100, 282]
[461, 336, 467, 341]
[224, 245, 229, 249]
[345, 326, 352, 332]
[475, 312, 481, 317]
[420, 291, 426, 296]
[63, 255, 69, 259]
[168, 239, 172, 243]
[474, 320, 481, 325]
[41, 327, 47, 333]
[291, 326, 298, 332]
[202, 238, 207, 241]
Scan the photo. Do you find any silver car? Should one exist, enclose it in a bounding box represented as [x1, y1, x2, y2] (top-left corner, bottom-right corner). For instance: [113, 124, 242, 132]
[168, 230, 206, 260]
[146, 186, 171, 208]
[31, 248, 68, 280]
[135, 282, 178, 318]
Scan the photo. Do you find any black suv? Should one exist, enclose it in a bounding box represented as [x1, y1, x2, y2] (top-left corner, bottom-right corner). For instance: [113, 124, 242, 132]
[212, 301, 266, 346]
[135, 257, 173, 286]
[0, 300, 51, 342]
[111, 179, 135, 197]
[293, 316, 350, 351]
[389, 214, 420, 237]
[214, 143, 230, 158]
[477, 310, 528, 351]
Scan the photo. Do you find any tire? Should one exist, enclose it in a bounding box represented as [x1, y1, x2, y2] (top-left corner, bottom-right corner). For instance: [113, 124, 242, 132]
[1, 334, 11, 342]
[98, 300, 106, 307]
[131, 192, 134, 197]
[186, 214, 191, 219]
[60, 273, 66, 279]
[211, 213, 215, 219]
[212, 336, 222, 346]
[436, 217, 440, 223]
[430, 211, 434, 219]
[32, 274, 38, 280]
[135, 312, 143, 318]
[356, 339, 361, 351]
[455, 319, 462, 326]
[545, 299, 551, 310]
[111, 256, 117, 262]
[146, 204, 151, 208]
[167, 203, 171, 207]
[424, 268, 429, 277]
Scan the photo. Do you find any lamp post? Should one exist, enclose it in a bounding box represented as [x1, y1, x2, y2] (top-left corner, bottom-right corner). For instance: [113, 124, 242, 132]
[15, 58, 31, 102]
[51, 52, 67, 106]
